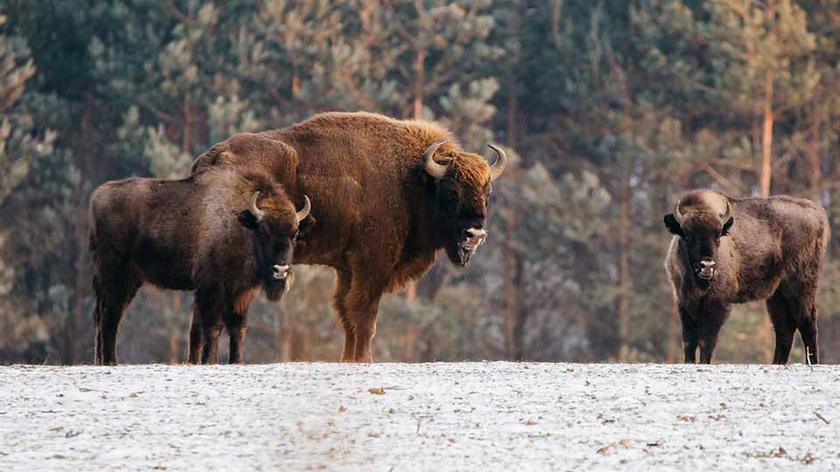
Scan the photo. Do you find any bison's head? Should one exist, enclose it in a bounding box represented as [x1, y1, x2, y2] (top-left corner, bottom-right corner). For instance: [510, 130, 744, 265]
[239, 191, 311, 301]
[663, 192, 734, 289]
[421, 140, 507, 266]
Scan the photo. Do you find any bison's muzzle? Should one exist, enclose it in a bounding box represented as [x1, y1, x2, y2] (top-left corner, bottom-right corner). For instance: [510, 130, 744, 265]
[455, 227, 487, 266]
[273, 264, 291, 280]
[695, 260, 716, 281]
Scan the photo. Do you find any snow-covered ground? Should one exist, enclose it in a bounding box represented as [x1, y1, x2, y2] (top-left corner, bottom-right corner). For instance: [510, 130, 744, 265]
[0, 363, 838, 471]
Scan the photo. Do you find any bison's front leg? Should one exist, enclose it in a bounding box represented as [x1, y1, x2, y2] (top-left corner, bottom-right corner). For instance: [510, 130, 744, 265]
[224, 311, 247, 364]
[195, 286, 224, 364]
[679, 306, 699, 363]
[187, 309, 203, 364]
[341, 271, 386, 363]
[697, 302, 729, 364]
[93, 274, 141, 366]
[333, 269, 357, 362]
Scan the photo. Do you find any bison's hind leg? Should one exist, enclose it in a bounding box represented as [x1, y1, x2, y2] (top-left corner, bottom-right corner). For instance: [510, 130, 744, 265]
[187, 308, 204, 364]
[797, 312, 819, 365]
[93, 270, 140, 366]
[766, 290, 797, 365]
[769, 280, 820, 365]
[792, 284, 820, 365]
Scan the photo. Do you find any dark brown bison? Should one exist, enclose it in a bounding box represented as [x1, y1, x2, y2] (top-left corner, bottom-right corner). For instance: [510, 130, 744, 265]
[89, 168, 310, 365]
[663, 189, 828, 364]
[192, 111, 507, 362]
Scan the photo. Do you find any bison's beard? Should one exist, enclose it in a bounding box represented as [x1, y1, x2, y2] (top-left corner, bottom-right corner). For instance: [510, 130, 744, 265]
[445, 242, 472, 266]
[263, 276, 290, 302]
[445, 238, 481, 267]
[692, 273, 713, 290]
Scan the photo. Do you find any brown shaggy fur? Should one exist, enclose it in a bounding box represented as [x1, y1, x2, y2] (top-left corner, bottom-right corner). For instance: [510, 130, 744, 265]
[664, 189, 829, 364]
[89, 167, 302, 365]
[192, 111, 503, 362]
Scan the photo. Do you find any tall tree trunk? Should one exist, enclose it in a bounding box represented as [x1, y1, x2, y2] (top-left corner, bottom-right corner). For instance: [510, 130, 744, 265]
[281, 311, 297, 361]
[808, 110, 822, 200]
[406, 48, 427, 305]
[68, 200, 88, 365]
[404, 324, 419, 362]
[503, 0, 525, 361]
[65, 92, 97, 365]
[182, 97, 194, 155]
[616, 166, 631, 361]
[504, 252, 526, 360]
[291, 72, 301, 96]
[412, 48, 426, 121]
[759, 69, 774, 197]
[169, 334, 180, 364]
[759, 38, 775, 360]
[168, 292, 182, 363]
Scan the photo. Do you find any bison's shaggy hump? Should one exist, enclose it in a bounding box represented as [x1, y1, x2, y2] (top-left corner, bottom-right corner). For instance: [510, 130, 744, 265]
[270, 111, 492, 188]
[677, 189, 729, 215]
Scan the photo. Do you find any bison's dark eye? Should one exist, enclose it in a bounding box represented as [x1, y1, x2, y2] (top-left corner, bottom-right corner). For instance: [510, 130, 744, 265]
[683, 234, 693, 243]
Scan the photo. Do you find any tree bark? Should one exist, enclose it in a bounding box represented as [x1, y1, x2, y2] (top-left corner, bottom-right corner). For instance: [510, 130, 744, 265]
[758, 5, 776, 360]
[616, 166, 631, 361]
[412, 48, 426, 121]
[759, 69, 774, 197]
[406, 47, 426, 305]
[807, 110, 822, 200]
[502, 0, 526, 362]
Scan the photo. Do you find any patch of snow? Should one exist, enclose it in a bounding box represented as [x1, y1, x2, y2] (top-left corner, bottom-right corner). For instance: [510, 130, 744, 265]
[0, 363, 838, 470]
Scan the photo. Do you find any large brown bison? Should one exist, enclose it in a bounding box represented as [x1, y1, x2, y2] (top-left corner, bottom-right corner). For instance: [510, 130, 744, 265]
[663, 189, 828, 364]
[89, 168, 310, 365]
[192, 112, 507, 362]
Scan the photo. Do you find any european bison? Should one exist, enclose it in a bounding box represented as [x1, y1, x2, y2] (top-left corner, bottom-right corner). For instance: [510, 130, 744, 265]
[89, 168, 310, 365]
[192, 111, 507, 362]
[663, 189, 828, 364]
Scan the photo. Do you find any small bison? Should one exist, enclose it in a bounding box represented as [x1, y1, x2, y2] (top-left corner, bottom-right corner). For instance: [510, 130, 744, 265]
[89, 168, 310, 365]
[664, 190, 828, 364]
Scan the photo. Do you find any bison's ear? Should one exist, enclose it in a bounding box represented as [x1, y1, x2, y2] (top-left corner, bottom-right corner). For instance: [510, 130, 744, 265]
[298, 214, 317, 239]
[238, 210, 260, 231]
[663, 214, 683, 236]
[722, 216, 734, 235]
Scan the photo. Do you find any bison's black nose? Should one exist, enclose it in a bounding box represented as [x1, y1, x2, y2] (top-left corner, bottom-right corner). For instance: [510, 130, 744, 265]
[696, 260, 716, 280]
[462, 227, 487, 246]
[273, 264, 290, 280]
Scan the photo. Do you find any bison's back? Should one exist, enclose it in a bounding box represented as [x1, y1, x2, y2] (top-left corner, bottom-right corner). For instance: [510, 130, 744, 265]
[735, 195, 828, 257]
[89, 176, 211, 290]
[89, 179, 149, 257]
[726, 195, 828, 301]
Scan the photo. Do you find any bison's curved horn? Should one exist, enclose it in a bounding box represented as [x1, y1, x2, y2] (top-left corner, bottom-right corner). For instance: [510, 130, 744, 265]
[249, 191, 265, 222]
[296, 195, 311, 223]
[487, 144, 507, 181]
[423, 140, 449, 180]
[673, 199, 685, 225]
[720, 200, 732, 222]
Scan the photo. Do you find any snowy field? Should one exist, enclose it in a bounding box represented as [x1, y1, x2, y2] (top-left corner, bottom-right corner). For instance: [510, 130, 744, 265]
[0, 362, 838, 471]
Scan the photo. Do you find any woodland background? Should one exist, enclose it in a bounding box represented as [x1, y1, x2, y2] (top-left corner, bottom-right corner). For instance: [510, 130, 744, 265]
[1, 0, 840, 364]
